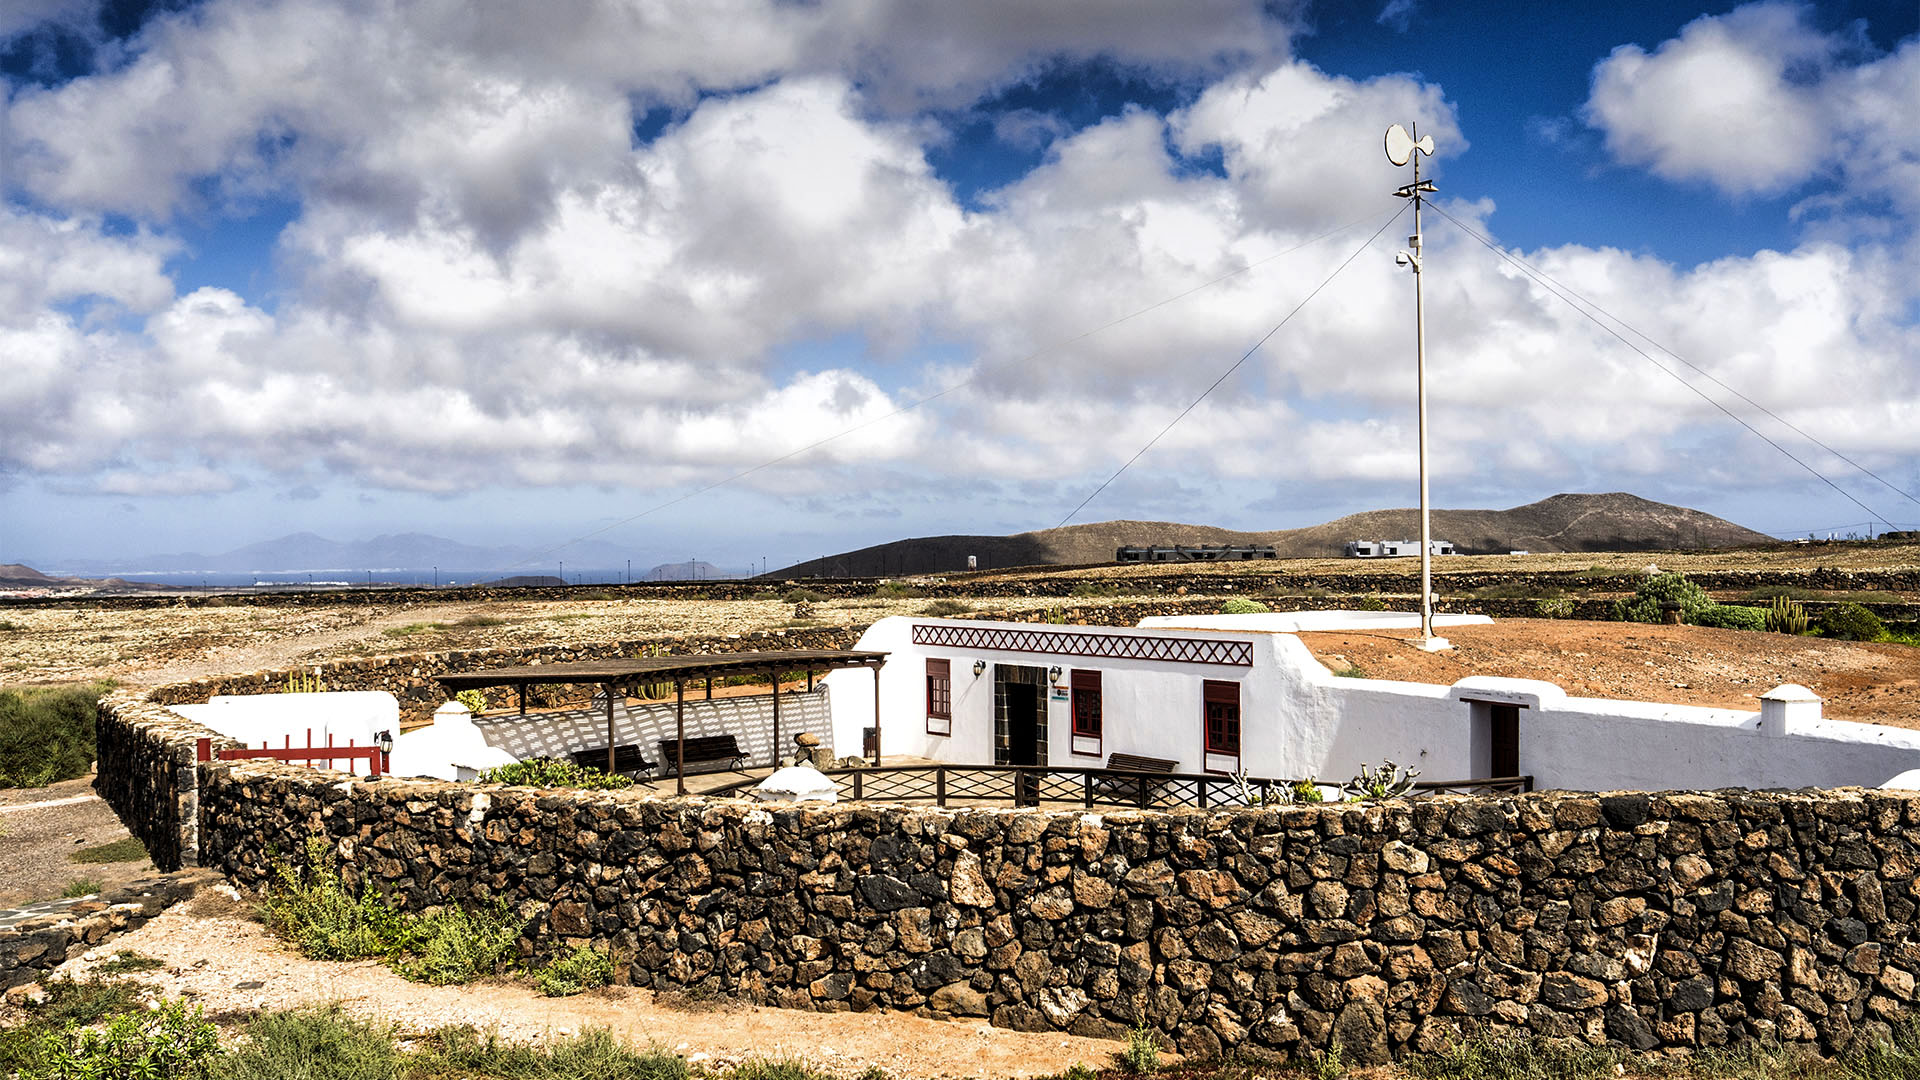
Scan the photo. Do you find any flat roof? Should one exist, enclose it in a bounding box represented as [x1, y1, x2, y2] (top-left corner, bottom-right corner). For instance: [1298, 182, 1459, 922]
[434, 648, 888, 691]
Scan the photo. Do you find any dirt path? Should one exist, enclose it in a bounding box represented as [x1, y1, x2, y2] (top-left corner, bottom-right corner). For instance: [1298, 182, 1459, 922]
[1297, 619, 1920, 727]
[0, 774, 153, 908]
[41, 898, 1136, 1080]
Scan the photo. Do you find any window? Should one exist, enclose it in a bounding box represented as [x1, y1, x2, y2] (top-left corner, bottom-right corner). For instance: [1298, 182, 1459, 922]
[925, 659, 952, 736]
[1203, 680, 1240, 771]
[1070, 669, 1102, 755]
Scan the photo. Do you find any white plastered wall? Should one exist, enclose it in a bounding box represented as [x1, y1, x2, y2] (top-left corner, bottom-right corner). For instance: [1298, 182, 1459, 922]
[826, 615, 1920, 792]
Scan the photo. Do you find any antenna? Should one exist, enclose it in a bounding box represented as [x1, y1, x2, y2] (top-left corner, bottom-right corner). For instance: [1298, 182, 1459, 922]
[1384, 122, 1447, 652]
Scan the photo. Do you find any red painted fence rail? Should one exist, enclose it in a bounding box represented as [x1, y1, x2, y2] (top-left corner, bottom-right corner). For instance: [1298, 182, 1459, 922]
[194, 728, 387, 777]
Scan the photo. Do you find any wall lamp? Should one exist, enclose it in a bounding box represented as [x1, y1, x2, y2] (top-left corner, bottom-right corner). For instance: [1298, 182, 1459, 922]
[973, 661, 987, 677]
[1048, 666, 1063, 682]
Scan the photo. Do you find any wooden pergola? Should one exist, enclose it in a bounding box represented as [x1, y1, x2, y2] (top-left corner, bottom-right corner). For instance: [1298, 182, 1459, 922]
[434, 648, 889, 794]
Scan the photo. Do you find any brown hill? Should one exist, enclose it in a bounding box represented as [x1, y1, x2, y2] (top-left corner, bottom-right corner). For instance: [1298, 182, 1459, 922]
[0, 563, 61, 587]
[773, 493, 1774, 576]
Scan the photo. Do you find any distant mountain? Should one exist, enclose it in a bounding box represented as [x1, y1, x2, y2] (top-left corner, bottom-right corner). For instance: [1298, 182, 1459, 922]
[772, 493, 1776, 576]
[39, 532, 634, 576]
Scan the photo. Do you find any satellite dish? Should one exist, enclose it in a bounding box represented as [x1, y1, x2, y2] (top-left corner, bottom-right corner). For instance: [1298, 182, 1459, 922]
[1385, 123, 1413, 166]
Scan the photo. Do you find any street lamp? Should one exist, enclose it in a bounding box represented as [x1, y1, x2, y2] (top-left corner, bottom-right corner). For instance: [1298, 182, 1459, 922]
[1386, 122, 1449, 652]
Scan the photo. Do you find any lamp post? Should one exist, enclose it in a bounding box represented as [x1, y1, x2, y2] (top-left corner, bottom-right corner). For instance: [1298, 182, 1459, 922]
[1386, 123, 1449, 651]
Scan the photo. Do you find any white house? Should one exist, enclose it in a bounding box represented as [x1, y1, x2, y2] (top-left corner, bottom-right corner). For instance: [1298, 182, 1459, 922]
[822, 612, 1920, 792]
[1345, 539, 1456, 557]
[170, 690, 399, 773]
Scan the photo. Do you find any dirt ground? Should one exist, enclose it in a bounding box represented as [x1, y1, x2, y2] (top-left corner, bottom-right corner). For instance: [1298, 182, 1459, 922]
[0, 773, 154, 908]
[1297, 618, 1920, 727]
[21, 896, 1139, 1080]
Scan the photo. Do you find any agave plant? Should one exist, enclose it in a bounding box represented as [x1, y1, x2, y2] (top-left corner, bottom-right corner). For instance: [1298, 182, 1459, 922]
[1343, 759, 1421, 801]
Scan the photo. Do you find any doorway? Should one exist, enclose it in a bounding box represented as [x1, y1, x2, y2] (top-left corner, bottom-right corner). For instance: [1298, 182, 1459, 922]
[1469, 701, 1522, 778]
[993, 664, 1048, 767]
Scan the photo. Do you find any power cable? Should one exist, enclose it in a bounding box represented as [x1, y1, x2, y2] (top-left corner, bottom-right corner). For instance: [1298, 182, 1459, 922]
[506, 206, 1406, 571]
[1054, 204, 1410, 529]
[1428, 202, 1919, 518]
[1425, 201, 1901, 531]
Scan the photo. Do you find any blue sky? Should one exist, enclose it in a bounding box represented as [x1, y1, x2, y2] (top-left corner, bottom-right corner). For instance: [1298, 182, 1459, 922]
[2, 0, 1918, 572]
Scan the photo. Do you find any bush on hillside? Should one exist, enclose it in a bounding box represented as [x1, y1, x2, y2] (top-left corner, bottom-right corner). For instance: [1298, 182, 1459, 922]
[1695, 605, 1768, 632]
[1220, 598, 1270, 615]
[0, 682, 110, 789]
[1611, 572, 1715, 624]
[1820, 602, 1886, 642]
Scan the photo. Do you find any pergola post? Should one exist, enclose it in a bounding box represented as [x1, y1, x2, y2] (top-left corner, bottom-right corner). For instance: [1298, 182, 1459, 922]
[675, 677, 687, 796]
[770, 668, 781, 768]
[706, 676, 713, 700]
[604, 682, 616, 777]
[871, 663, 882, 767]
[517, 683, 526, 715]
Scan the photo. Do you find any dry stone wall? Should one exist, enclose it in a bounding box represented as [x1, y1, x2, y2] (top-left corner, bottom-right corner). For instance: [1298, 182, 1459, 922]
[185, 757, 1920, 1064]
[0, 872, 215, 991]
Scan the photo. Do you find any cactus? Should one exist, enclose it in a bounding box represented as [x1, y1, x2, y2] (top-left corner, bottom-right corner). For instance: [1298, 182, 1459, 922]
[1766, 595, 1810, 634]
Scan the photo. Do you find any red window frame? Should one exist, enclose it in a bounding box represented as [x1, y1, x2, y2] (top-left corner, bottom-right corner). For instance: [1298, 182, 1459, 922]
[1203, 680, 1241, 768]
[1069, 669, 1102, 755]
[925, 659, 952, 735]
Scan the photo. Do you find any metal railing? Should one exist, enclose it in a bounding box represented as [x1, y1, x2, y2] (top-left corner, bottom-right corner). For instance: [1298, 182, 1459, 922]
[707, 763, 1531, 809]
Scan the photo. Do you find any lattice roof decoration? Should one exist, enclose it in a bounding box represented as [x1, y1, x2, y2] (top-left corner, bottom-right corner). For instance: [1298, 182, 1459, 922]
[910, 623, 1252, 666]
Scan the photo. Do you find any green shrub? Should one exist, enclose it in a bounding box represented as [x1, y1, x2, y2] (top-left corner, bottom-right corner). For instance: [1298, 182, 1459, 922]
[260, 838, 520, 985]
[537, 945, 615, 997]
[418, 1026, 688, 1080]
[480, 757, 633, 790]
[1116, 1025, 1161, 1075]
[1357, 595, 1388, 612]
[726, 1060, 838, 1080]
[455, 689, 488, 716]
[1290, 779, 1326, 803]
[920, 599, 970, 616]
[22, 999, 221, 1080]
[1821, 602, 1886, 642]
[214, 1006, 405, 1080]
[781, 588, 825, 604]
[1331, 664, 1367, 678]
[871, 581, 921, 599]
[1534, 597, 1574, 619]
[394, 902, 522, 985]
[1611, 571, 1715, 624]
[260, 839, 408, 962]
[1070, 582, 1119, 598]
[1766, 595, 1811, 634]
[92, 951, 163, 976]
[0, 682, 110, 789]
[1695, 604, 1768, 632]
[1220, 597, 1270, 615]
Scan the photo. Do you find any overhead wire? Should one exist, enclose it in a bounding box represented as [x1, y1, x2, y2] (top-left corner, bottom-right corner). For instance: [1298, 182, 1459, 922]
[1423, 200, 1903, 531]
[1053, 204, 1410, 529]
[506, 205, 1407, 571]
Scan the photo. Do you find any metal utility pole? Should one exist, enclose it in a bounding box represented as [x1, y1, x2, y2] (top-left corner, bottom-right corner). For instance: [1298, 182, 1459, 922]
[1386, 122, 1448, 651]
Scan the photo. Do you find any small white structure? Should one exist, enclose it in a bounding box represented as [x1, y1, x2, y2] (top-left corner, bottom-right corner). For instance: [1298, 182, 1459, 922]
[1346, 539, 1456, 558]
[753, 764, 840, 804]
[823, 613, 1920, 792]
[387, 702, 518, 781]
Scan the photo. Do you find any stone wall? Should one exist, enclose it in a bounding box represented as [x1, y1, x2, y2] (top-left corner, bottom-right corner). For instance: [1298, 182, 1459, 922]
[0, 872, 215, 990]
[147, 626, 864, 726]
[180, 754, 1920, 1063]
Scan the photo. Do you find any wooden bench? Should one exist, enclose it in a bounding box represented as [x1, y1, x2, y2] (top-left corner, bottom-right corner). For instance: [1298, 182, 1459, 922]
[658, 734, 750, 776]
[1093, 752, 1179, 805]
[571, 744, 656, 777]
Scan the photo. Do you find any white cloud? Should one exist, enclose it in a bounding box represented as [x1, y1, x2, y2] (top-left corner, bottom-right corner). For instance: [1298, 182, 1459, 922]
[0, 0, 1916, 528]
[1584, 1, 1920, 217]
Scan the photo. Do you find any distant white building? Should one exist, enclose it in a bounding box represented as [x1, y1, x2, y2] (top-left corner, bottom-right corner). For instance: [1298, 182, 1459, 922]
[1345, 539, 1455, 557]
[821, 612, 1920, 793]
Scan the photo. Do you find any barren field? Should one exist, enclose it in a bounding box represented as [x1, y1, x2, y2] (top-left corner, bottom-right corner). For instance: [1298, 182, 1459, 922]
[1298, 618, 1920, 727]
[0, 594, 1098, 689]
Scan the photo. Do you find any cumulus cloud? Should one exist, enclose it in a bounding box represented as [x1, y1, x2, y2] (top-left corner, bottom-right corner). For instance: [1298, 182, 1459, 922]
[0, 0, 1915, 527]
[1585, 1, 1920, 217]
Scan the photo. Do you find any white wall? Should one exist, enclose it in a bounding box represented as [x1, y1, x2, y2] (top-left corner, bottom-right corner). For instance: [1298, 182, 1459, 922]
[828, 615, 1920, 792]
[171, 690, 398, 773]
